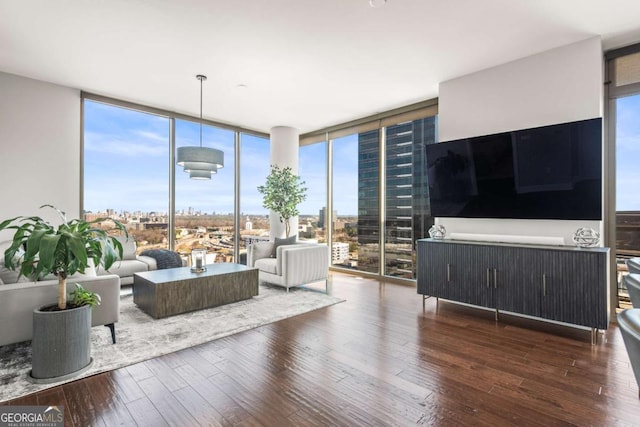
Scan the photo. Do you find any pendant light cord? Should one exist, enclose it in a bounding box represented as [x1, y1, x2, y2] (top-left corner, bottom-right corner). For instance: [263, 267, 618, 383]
[196, 74, 207, 148]
[199, 76, 203, 148]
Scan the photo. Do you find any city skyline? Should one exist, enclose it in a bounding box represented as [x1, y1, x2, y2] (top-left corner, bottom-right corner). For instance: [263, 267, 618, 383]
[82, 208, 357, 219]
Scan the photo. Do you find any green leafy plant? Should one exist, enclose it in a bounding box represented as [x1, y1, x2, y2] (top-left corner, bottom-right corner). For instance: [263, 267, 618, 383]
[70, 283, 101, 308]
[0, 204, 127, 310]
[257, 165, 307, 237]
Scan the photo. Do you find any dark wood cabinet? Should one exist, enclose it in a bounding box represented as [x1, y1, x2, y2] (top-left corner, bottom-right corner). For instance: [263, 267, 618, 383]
[417, 239, 609, 330]
[536, 250, 608, 328]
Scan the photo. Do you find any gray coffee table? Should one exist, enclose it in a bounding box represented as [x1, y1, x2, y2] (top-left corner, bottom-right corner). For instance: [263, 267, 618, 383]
[133, 263, 259, 319]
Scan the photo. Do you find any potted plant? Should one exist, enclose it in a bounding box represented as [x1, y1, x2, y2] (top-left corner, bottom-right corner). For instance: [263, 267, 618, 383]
[257, 165, 307, 237]
[0, 204, 126, 382]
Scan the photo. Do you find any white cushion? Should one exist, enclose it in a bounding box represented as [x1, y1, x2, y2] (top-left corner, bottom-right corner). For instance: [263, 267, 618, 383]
[0, 268, 31, 284]
[0, 241, 98, 283]
[255, 258, 278, 275]
[137, 255, 157, 271]
[97, 259, 149, 277]
[38, 259, 97, 281]
[114, 235, 137, 260]
[79, 260, 97, 277]
[0, 245, 29, 284]
[0, 245, 24, 266]
[250, 242, 273, 264]
[0, 240, 11, 255]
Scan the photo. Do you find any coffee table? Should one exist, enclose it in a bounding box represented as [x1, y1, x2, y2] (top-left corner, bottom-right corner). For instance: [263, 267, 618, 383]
[133, 263, 259, 319]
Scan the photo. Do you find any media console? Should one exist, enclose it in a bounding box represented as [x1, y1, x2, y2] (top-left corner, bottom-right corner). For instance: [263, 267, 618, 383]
[417, 238, 609, 343]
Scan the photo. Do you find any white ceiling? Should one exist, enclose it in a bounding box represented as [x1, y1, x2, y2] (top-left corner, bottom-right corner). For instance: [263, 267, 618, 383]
[1, 0, 640, 135]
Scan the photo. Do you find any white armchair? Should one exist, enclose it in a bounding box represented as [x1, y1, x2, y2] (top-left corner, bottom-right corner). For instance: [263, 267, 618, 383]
[247, 242, 329, 292]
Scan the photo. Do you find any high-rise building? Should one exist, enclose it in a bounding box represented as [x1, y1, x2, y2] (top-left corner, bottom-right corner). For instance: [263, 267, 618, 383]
[357, 117, 437, 278]
[331, 242, 350, 263]
[318, 207, 337, 229]
[357, 130, 380, 273]
[318, 207, 326, 229]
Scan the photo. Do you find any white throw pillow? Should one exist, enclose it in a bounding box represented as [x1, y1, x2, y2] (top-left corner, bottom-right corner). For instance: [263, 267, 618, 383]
[252, 242, 274, 261]
[0, 268, 20, 284]
[113, 235, 137, 260]
[0, 246, 29, 284]
[38, 258, 97, 281]
[0, 240, 12, 255]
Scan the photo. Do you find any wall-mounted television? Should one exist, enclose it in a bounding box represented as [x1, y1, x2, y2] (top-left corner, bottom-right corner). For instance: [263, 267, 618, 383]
[426, 118, 602, 220]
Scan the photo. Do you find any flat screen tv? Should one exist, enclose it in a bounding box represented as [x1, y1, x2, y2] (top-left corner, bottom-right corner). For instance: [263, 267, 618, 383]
[426, 118, 602, 220]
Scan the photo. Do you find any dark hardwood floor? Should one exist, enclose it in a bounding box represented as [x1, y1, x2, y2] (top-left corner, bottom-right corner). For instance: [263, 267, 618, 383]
[5, 272, 640, 426]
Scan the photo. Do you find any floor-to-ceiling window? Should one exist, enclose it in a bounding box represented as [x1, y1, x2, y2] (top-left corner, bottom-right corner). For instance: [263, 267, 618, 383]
[299, 141, 327, 243]
[316, 104, 438, 279]
[239, 133, 271, 262]
[175, 119, 235, 263]
[615, 94, 640, 261]
[83, 100, 170, 252]
[331, 133, 377, 272]
[384, 117, 437, 279]
[84, 94, 437, 281]
[606, 45, 640, 308]
[83, 95, 268, 263]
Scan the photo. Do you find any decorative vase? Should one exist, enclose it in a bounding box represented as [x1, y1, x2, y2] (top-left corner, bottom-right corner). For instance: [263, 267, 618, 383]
[428, 224, 446, 240]
[572, 227, 600, 248]
[30, 304, 93, 383]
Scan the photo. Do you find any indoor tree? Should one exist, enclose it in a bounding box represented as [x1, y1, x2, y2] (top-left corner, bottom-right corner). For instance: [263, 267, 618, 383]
[257, 165, 307, 237]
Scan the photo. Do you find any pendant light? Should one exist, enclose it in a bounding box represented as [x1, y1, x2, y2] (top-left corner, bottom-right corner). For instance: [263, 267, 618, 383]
[189, 169, 215, 180]
[182, 162, 218, 174]
[184, 162, 218, 178]
[176, 75, 224, 179]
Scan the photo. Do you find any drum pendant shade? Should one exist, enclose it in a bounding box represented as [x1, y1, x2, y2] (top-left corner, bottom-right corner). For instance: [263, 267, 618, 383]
[189, 169, 214, 180]
[182, 161, 219, 174]
[177, 147, 224, 168]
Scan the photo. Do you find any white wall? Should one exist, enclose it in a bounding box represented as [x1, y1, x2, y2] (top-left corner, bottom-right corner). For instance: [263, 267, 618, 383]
[437, 37, 603, 245]
[0, 71, 81, 240]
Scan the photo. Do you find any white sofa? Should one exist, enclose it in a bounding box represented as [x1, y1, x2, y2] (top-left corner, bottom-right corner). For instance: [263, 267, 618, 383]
[1, 236, 156, 287]
[247, 242, 329, 292]
[96, 236, 157, 285]
[0, 273, 121, 346]
[0, 238, 123, 346]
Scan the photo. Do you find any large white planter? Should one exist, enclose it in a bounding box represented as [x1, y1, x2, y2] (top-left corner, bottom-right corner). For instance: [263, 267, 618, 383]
[29, 304, 93, 383]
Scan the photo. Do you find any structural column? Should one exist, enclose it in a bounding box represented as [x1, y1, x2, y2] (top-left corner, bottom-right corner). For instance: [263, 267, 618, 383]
[269, 126, 299, 239]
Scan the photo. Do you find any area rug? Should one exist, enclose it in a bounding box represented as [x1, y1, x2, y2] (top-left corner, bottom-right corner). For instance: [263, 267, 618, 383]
[0, 284, 344, 402]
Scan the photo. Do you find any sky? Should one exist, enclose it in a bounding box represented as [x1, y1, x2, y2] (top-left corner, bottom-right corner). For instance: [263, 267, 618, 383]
[616, 93, 640, 211]
[83, 100, 359, 216]
[84, 96, 640, 217]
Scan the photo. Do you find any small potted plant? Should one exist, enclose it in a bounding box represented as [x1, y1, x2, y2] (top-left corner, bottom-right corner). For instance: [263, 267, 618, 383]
[257, 165, 307, 238]
[0, 204, 126, 382]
